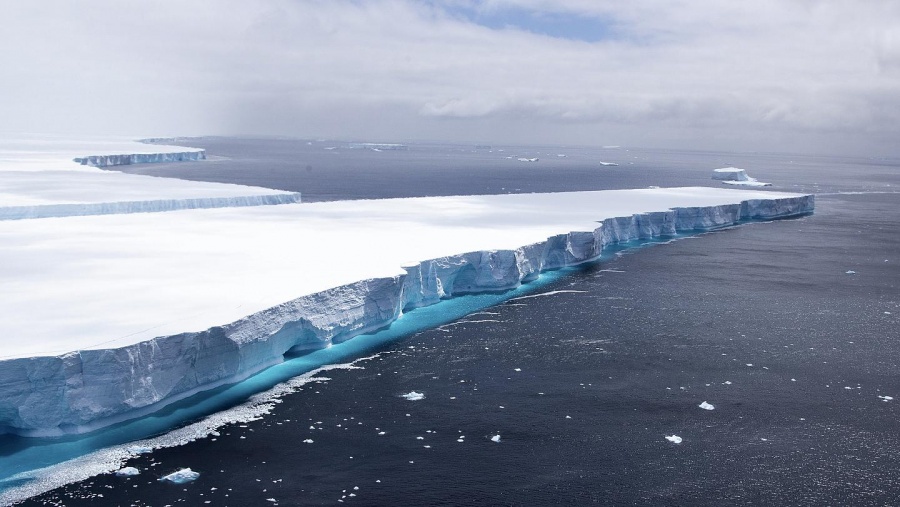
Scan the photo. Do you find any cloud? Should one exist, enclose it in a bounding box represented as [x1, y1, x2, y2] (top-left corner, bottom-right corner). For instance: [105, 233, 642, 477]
[1, 0, 898, 154]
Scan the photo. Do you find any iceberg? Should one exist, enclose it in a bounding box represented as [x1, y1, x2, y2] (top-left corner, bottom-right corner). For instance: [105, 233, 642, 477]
[0, 186, 813, 436]
[0, 138, 815, 436]
[158, 468, 200, 484]
[712, 167, 771, 187]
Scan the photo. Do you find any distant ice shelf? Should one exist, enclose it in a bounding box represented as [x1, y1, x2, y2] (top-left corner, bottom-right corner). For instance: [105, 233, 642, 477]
[0, 136, 300, 219]
[0, 185, 814, 436]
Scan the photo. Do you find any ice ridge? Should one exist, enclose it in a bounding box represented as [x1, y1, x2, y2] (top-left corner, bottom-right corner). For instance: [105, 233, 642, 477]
[0, 194, 814, 436]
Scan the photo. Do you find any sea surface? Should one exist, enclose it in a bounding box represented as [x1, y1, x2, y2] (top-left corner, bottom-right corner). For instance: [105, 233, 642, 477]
[7, 139, 900, 506]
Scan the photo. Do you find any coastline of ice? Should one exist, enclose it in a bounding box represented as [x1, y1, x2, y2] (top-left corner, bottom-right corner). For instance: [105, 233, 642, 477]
[0, 187, 814, 437]
[0, 137, 815, 438]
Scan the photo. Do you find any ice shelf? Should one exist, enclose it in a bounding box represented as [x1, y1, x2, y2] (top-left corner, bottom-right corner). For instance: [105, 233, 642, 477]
[0, 136, 300, 219]
[0, 184, 813, 436]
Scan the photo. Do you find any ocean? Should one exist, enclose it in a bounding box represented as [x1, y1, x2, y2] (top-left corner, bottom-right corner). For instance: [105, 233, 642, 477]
[7, 139, 900, 506]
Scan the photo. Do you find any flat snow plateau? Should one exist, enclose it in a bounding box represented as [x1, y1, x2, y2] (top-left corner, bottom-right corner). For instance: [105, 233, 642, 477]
[1, 187, 808, 359]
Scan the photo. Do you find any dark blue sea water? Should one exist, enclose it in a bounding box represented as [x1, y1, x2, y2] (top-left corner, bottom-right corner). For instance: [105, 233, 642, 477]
[9, 139, 900, 506]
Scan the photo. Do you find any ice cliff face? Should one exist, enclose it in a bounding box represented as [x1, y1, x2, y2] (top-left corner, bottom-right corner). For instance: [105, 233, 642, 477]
[0, 193, 303, 220]
[0, 194, 814, 436]
[73, 150, 206, 168]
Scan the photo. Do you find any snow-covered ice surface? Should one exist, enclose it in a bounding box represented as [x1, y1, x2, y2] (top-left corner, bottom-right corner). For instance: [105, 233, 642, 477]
[0, 136, 299, 219]
[712, 167, 771, 187]
[0, 179, 813, 435]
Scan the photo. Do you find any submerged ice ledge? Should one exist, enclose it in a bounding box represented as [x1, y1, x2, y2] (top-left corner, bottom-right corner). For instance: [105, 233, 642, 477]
[0, 190, 813, 436]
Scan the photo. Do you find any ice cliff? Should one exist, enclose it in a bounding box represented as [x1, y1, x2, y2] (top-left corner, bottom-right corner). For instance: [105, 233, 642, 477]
[0, 193, 813, 436]
[73, 150, 206, 168]
[0, 193, 303, 220]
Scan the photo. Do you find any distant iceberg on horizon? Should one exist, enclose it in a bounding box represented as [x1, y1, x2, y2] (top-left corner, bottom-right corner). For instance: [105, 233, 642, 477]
[712, 167, 772, 187]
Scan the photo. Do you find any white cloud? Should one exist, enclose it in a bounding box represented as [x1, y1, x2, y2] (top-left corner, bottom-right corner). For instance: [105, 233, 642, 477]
[1, 0, 898, 154]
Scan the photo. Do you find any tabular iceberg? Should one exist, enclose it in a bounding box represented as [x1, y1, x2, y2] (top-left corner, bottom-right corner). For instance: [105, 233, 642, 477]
[712, 167, 771, 187]
[0, 188, 813, 436]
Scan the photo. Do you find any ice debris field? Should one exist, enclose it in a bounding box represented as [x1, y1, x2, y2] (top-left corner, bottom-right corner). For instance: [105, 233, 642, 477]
[0, 137, 814, 438]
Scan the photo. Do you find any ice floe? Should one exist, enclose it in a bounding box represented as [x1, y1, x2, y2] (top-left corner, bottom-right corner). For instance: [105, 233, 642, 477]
[159, 468, 200, 484]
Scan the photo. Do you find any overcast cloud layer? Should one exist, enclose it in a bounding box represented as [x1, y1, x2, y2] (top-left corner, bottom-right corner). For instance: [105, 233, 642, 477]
[2, 0, 898, 155]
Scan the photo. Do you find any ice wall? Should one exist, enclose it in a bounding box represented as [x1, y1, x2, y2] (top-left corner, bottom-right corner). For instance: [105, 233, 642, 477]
[0, 194, 813, 436]
[0, 193, 303, 220]
[73, 150, 206, 168]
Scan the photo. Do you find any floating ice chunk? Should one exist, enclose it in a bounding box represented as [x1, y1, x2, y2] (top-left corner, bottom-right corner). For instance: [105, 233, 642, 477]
[491, 434, 501, 443]
[115, 467, 140, 477]
[879, 396, 894, 402]
[712, 167, 771, 186]
[565, 415, 572, 419]
[303, 439, 314, 443]
[159, 468, 200, 484]
[128, 445, 153, 454]
[401, 391, 425, 401]
[517, 157, 539, 162]
[846, 270, 856, 274]
[698, 401, 715, 411]
[514, 368, 522, 372]
[665, 435, 683, 444]
[599, 161, 619, 166]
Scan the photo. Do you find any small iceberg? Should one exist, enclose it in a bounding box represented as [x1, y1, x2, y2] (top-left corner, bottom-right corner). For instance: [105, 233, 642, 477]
[115, 467, 140, 477]
[712, 167, 771, 187]
[491, 434, 501, 443]
[665, 435, 683, 444]
[402, 391, 425, 401]
[698, 401, 715, 411]
[159, 468, 200, 484]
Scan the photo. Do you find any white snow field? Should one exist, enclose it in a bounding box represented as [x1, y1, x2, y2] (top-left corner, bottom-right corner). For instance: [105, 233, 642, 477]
[0, 135, 300, 219]
[0, 139, 814, 435]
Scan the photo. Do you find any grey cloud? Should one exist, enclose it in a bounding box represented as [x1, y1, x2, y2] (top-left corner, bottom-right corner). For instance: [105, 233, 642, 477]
[0, 0, 898, 155]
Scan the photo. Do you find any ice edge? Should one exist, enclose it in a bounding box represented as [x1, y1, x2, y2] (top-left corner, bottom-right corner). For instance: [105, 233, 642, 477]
[0, 193, 814, 436]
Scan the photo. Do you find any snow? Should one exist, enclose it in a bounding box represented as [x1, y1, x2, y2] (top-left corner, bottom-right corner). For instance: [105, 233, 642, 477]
[712, 167, 771, 187]
[402, 392, 425, 401]
[0, 139, 814, 435]
[159, 468, 200, 484]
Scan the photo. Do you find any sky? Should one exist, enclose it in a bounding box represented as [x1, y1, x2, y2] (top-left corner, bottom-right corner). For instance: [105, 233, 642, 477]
[2, 0, 899, 155]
